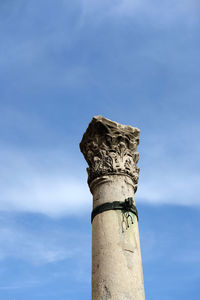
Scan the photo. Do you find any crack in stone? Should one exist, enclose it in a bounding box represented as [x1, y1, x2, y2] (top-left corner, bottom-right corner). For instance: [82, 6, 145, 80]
[103, 285, 111, 299]
[124, 248, 134, 253]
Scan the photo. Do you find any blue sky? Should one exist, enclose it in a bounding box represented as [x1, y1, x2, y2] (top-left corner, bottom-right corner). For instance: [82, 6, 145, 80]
[0, 0, 200, 299]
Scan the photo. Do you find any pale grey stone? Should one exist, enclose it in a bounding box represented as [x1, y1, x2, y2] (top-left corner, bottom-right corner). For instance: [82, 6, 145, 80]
[80, 115, 140, 192]
[80, 116, 145, 300]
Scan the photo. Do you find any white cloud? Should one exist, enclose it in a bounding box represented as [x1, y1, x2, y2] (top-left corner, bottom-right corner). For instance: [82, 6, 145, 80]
[137, 172, 200, 206]
[0, 225, 65, 264]
[0, 280, 41, 290]
[0, 218, 90, 266]
[0, 107, 199, 216]
[79, 0, 200, 24]
[137, 130, 200, 206]
[0, 214, 91, 290]
[1, 175, 90, 216]
[0, 147, 91, 217]
[0, 141, 200, 220]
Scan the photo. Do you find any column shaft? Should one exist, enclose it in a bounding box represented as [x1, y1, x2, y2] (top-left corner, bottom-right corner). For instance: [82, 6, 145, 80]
[80, 116, 145, 300]
[91, 175, 145, 300]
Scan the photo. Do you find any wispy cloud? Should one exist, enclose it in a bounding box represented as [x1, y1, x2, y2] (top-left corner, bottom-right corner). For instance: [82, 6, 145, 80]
[0, 139, 199, 220]
[0, 279, 41, 290]
[0, 225, 66, 264]
[137, 130, 200, 206]
[0, 105, 199, 217]
[137, 171, 200, 206]
[1, 0, 199, 96]
[0, 215, 91, 293]
[0, 147, 91, 217]
[0, 216, 90, 265]
[79, 0, 200, 25]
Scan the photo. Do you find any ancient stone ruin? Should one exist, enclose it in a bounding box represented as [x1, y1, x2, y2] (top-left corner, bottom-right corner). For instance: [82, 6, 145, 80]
[80, 116, 145, 300]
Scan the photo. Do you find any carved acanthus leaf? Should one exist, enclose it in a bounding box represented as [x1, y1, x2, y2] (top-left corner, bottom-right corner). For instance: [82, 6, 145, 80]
[80, 116, 140, 192]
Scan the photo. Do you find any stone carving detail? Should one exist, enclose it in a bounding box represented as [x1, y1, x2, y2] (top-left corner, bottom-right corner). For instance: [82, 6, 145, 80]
[80, 116, 140, 192]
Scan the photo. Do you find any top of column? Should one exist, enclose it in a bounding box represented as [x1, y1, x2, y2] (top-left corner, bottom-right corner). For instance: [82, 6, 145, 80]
[80, 116, 140, 192]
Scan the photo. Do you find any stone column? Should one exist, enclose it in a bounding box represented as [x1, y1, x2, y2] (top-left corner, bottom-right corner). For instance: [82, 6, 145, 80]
[80, 116, 145, 300]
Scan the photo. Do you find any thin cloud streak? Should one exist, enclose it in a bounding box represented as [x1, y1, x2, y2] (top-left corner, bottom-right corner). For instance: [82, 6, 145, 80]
[137, 173, 200, 206]
[0, 147, 91, 217]
[79, 0, 200, 25]
[0, 279, 42, 290]
[0, 143, 199, 218]
[0, 219, 89, 265]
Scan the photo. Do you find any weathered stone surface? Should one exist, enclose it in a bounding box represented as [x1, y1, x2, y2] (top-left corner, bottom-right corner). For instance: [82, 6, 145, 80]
[80, 116, 145, 300]
[91, 175, 145, 300]
[80, 115, 140, 192]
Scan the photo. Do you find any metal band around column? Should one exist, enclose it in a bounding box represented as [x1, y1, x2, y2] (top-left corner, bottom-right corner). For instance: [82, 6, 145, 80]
[91, 197, 138, 223]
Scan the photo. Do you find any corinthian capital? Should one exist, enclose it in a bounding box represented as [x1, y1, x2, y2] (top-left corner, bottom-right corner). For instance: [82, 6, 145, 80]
[80, 116, 140, 192]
